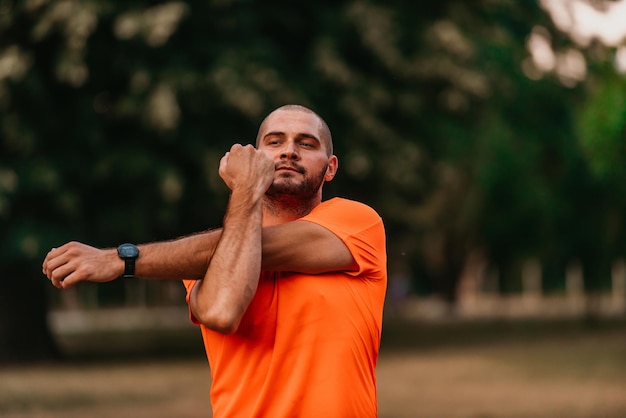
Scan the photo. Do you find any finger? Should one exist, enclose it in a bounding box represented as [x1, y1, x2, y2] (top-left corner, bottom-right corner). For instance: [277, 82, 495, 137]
[50, 271, 65, 288]
[45, 246, 57, 259]
[60, 271, 83, 289]
[51, 277, 64, 289]
[44, 252, 70, 279]
[50, 263, 74, 288]
[43, 243, 73, 268]
[42, 247, 57, 270]
[219, 153, 229, 177]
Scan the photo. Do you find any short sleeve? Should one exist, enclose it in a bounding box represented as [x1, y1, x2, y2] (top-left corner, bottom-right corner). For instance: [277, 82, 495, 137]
[182, 279, 201, 325]
[300, 198, 386, 280]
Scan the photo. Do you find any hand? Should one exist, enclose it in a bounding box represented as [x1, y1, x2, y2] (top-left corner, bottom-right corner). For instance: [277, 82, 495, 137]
[219, 144, 274, 200]
[42, 242, 122, 288]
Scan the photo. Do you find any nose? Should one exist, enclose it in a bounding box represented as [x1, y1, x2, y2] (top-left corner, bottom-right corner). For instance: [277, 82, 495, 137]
[280, 141, 299, 160]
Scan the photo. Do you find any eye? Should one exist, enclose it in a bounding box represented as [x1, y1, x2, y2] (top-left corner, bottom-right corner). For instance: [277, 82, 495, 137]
[300, 141, 316, 148]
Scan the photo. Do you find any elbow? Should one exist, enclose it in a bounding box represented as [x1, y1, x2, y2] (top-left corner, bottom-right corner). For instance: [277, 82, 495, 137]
[195, 307, 242, 335]
[190, 283, 256, 334]
[205, 317, 240, 335]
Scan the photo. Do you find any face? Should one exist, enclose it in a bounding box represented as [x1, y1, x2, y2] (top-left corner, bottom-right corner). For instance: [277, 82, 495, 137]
[257, 109, 337, 200]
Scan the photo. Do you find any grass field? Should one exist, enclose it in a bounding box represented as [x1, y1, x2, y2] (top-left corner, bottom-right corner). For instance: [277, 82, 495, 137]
[1, 319, 625, 418]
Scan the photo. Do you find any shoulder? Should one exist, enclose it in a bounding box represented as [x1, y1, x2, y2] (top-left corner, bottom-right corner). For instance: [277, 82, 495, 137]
[305, 198, 386, 278]
[309, 198, 382, 223]
[302, 198, 384, 236]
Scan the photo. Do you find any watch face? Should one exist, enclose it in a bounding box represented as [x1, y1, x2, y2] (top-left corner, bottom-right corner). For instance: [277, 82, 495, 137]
[118, 243, 139, 259]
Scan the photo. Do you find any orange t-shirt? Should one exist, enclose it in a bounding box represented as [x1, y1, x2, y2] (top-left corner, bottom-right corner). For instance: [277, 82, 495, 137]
[183, 197, 387, 418]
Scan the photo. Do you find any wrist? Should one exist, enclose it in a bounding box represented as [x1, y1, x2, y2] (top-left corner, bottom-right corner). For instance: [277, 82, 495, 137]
[230, 188, 264, 208]
[117, 243, 140, 278]
[106, 248, 125, 279]
[117, 251, 125, 278]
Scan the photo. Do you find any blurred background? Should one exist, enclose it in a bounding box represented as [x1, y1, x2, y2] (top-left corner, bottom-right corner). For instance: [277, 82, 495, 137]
[1, 0, 625, 417]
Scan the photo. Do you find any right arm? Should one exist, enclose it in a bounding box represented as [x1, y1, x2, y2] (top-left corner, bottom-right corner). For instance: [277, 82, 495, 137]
[43, 218, 356, 288]
[42, 230, 221, 288]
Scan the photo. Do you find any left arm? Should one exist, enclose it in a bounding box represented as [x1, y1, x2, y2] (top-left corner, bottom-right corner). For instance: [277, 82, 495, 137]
[261, 220, 357, 274]
[189, 144, 273, 334]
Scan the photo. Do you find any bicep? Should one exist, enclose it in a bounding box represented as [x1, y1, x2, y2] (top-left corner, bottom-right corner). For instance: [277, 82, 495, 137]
[261, 220, 357, 274]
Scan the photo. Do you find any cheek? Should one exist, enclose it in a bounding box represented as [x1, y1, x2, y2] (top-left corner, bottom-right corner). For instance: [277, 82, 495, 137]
[259, 149, 278, 160]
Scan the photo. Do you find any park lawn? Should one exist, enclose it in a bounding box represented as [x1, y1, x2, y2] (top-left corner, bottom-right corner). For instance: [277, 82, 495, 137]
[0, 319, 625, 418]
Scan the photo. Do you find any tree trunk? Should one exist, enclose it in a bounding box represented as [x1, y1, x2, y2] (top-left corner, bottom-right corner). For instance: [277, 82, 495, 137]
[438, 237, 467, 315]
[0, 261, 61, 363]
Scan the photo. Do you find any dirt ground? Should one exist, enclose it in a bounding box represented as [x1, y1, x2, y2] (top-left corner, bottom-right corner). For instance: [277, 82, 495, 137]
[1, 319, 625, 418]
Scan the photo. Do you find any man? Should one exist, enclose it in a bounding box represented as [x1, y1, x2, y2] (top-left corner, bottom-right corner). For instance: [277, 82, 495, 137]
[43, 104, 387, 417]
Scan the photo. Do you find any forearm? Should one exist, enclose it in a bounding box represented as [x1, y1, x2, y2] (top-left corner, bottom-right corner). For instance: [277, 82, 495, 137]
[135, 230, 222, 280]
[260, 221, 357, 273]
[191, 191, 263, 333]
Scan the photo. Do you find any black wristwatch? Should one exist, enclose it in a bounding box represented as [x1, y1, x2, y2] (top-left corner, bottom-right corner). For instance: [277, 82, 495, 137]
[117, 243, 140, 279]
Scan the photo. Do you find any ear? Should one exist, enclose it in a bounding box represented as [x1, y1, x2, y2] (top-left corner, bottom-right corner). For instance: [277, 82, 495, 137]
[324, 155, 338, 181]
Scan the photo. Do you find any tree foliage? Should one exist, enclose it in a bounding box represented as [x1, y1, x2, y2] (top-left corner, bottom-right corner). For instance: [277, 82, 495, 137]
[0, 0, 624, 360]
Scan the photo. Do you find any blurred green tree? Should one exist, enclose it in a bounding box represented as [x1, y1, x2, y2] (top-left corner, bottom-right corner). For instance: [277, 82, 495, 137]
[0, 0, 624, 361]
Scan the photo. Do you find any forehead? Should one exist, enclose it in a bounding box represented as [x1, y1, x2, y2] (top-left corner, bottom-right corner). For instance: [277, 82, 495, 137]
[260, 110, 321, 137]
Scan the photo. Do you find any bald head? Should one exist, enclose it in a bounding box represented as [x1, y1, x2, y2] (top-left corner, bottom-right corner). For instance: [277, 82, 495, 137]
[256, 105, 333, 157]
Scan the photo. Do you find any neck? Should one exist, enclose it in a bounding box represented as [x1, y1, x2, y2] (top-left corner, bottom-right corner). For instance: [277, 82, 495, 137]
[261, 194, 321, 226]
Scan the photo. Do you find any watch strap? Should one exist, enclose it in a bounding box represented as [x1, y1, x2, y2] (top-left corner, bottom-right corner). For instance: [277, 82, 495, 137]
[123, 257, 136, 279]
[117, 243, 139, 279]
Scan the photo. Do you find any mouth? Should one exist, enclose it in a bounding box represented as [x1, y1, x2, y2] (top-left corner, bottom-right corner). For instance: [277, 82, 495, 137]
[275, 164, 304, 174]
